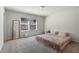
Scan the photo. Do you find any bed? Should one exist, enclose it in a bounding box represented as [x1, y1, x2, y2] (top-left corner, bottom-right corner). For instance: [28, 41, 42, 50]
[36, 32, 71, 51]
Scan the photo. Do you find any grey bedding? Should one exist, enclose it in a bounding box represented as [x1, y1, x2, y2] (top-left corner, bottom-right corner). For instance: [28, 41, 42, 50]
[36, 34, 68, 46]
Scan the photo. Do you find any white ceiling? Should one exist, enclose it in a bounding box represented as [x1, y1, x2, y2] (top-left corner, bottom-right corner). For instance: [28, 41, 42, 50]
[5, 6, 79, 16]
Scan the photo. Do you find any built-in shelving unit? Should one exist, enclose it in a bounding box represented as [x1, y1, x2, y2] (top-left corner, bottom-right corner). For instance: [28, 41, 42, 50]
[20, 17, 37, 38]
[30, 19, 37, 30]
[21, 18, 29, 31]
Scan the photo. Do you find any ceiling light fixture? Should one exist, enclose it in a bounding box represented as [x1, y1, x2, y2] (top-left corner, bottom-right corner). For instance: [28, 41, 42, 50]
[40, 6, 45, 8]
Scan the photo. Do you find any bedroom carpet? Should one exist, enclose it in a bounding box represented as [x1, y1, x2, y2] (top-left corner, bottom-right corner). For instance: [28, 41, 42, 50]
[0, 36, 79, 53]
[0, 36, 57, 53]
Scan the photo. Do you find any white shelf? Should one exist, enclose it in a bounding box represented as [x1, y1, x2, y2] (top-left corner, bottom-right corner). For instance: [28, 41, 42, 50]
[20, 18, 37, 38]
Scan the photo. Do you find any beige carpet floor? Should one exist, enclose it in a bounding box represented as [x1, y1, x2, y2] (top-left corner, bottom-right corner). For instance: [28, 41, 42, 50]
[0, 36, 79, 53]
[0, 36, 57, 53]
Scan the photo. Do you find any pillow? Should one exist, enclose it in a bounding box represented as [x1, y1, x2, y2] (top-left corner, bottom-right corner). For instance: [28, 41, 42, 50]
[65, 33, 69, 37]
[51, 32, 59, 35]
[58, 32, 69, 37]
[51, 32, 70, 37]
[58, 32, 65, 37]
[55, 32, 59, 35]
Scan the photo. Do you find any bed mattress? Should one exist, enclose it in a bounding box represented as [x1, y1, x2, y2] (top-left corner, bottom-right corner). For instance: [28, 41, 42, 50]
[36, 33, 71, 50]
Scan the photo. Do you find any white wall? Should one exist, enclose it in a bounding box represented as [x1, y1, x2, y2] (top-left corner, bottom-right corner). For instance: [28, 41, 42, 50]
[45, 7, 79, 42]
[0, 7, 4, 50]
[5, 9, 45, 41]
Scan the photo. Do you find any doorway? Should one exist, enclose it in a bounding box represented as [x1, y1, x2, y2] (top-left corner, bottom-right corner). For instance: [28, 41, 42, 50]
[12, 20, 20, 40]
